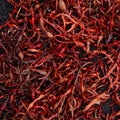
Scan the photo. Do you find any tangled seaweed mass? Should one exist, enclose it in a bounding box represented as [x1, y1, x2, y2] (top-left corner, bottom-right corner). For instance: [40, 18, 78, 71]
[0, 0, 120, 119]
